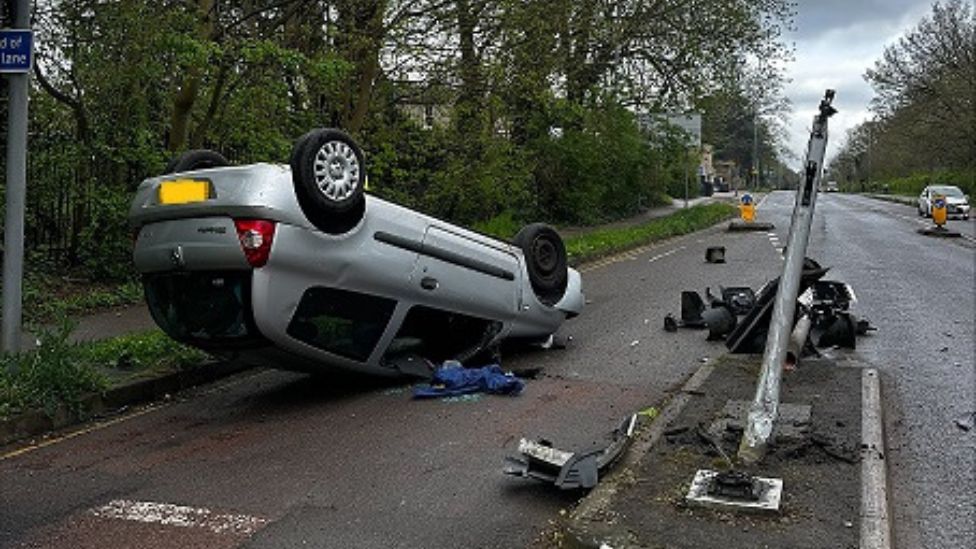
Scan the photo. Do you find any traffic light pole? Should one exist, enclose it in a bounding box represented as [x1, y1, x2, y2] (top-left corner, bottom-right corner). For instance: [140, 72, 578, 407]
[2, 0, 32, 355]
[737, 90, 837, 464]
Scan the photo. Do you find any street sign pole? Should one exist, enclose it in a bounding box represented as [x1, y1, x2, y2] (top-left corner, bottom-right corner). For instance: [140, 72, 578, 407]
[2, 0, 33, 355]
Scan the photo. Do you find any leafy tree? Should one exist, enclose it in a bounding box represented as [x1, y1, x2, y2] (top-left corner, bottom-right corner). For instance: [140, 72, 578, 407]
[18, 0, 798, 282]
[863, 0, 975, 173]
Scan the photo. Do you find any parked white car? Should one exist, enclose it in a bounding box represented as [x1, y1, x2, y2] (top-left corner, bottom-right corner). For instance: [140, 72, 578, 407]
[917, 185, 970, 220]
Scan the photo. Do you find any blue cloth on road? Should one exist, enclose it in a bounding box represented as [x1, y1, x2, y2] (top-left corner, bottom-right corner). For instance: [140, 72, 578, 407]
[413, 363, 524, 398]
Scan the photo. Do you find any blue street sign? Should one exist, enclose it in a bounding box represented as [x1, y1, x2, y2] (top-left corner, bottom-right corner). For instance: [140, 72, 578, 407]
[0, 29, 34, 73]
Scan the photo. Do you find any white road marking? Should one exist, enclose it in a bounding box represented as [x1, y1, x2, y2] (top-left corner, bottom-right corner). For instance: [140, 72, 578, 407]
[91, 499, 268, 536]
[648, 246, 685, 263]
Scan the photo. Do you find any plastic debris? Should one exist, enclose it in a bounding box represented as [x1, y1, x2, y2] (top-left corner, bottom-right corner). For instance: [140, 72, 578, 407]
[955, 412, 975, 432]
[504, 415, 638, 490]
[638, 406, 659, 419]
[664, 313, 679, 332]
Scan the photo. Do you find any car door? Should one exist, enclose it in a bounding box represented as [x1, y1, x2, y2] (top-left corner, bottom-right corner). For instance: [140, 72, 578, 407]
[411, 224, 520, 322]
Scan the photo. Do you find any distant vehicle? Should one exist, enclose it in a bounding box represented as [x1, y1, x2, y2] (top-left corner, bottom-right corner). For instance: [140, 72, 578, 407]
[823, 181, 839, 192]
[917, 185, 971, 220]
[129, 128, 583, 377]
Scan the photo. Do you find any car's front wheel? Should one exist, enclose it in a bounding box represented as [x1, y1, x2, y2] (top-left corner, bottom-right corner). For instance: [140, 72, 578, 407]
[291, 128, 367, 234]
[163, 150, 229, 175]
[514, 223, 568, 306]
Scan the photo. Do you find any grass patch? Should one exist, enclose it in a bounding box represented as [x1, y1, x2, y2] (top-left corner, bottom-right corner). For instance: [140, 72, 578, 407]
[0, 320, 209, 422]
[565, 202, 737, 264]
[0, 318, 109, 420]
[77, 330, 211, 380]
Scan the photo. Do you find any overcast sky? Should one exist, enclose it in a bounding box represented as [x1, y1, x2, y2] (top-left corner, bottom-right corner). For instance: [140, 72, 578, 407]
[782, 0, 935, 169]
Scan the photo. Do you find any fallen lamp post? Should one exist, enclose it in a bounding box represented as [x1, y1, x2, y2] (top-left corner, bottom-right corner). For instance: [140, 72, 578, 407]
[736, 89, 837, 465]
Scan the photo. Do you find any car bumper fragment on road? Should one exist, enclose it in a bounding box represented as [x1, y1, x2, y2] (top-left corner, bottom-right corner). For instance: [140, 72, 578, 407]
[502, 414, 637, 490]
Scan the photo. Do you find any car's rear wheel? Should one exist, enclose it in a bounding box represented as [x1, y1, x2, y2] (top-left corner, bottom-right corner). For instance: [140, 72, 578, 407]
[291, 128, 366, 234]
[163, 150, 229, 174]
[514, 223, 568, 306]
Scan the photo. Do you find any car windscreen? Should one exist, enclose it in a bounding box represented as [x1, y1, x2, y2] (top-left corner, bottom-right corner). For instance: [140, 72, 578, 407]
[933, 186, 964, 198]
[287, 287, 396, 362]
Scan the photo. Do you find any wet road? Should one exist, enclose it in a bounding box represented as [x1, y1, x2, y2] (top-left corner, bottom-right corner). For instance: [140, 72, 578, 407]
[759, 191, 975, 549]
[2, 192, 971, 548]
[1, 218, 788, 549]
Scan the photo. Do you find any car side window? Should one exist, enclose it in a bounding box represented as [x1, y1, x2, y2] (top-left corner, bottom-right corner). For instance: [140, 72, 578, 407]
[287, 287, 396, 362]
[383, 305, 501, 365]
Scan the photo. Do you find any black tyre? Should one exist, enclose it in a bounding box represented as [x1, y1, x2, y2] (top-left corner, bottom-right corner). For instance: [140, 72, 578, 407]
[162, 150, 229, 175]
[291, 128, 367, 234]
[514, 223, 568, 306]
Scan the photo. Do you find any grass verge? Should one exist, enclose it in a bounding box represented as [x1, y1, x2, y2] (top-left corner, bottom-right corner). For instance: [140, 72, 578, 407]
[565, 202, 738, 264]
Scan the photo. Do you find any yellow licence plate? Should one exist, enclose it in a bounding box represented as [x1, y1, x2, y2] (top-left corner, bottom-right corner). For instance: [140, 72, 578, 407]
[158, 179, 212, 204]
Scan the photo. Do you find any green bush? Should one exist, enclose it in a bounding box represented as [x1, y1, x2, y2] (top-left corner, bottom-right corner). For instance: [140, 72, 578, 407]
[423, 138, 534, 226]
[76, 186, 139, 281]
[529, 100, 669, 225]
[881, 170, 975, 197]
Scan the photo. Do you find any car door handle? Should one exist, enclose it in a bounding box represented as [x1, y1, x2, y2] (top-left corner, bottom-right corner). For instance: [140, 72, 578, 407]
[420, 276, 439, 291]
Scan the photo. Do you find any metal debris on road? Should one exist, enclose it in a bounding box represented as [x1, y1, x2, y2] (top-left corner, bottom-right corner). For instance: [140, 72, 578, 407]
[503, 415, 638, 490]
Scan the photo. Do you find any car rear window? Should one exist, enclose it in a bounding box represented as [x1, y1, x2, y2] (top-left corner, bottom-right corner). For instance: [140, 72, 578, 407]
[287, 287, 396, 362]
[144, 272, 260, 344]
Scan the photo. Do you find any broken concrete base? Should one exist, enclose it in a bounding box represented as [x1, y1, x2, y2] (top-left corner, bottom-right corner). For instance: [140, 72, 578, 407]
[685, 469, 784, 514]
[707, 400, 812, 445]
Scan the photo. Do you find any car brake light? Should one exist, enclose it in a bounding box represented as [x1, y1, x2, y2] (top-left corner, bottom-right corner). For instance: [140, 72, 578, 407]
[234, 219, 276, 268]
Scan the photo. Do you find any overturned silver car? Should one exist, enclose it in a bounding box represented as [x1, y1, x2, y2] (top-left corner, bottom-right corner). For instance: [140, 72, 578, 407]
[129, 129, 583, 376]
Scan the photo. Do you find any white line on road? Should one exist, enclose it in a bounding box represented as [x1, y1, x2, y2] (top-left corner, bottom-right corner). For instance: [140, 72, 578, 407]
[91, 499, 268, 536]
[648, 246, 685, 263]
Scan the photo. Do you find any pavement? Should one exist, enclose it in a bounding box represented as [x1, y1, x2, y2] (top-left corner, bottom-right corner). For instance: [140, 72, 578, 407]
[18, 304, 158, 352]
